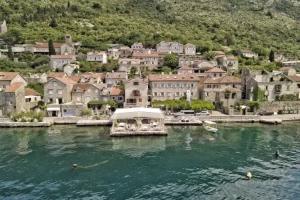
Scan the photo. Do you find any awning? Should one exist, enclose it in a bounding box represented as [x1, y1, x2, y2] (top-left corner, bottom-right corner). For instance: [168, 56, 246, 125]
[47, 107, 60, 111]
[111, 108, 164, 120]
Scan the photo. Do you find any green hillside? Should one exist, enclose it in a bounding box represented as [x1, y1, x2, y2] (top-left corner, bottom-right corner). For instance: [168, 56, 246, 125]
[0, 0, 300, 58]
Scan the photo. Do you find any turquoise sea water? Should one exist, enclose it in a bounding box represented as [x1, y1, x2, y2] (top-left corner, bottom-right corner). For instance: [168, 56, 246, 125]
[0, 124, 300, 200]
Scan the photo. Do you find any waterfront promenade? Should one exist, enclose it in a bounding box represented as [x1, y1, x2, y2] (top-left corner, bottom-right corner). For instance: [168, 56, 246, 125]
[1, 114, 300, 127]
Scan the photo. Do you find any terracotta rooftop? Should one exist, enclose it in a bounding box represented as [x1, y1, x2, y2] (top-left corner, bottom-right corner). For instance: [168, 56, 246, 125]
[25, 88, 41, 96]
[0, 72, 19, 81]
[149, 74, 200, 82]
[204, 76, 241, 84]
[288, 75, 300, 82]
[132, 51, 160, 58]
[81, 72, 105, 80]
[110, 87, 124, 96]
[48, 72, 66, 79]
[52, 76, 77, 85]
[106, 72, 127, 79]
[205, 67, 226, 73]
[279, 67, 294, 72]
[72, 83, 95, 93]
[5, 82, 24, 93]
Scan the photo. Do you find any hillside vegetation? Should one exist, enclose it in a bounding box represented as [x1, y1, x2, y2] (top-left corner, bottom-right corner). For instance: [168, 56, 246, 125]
[0, 0, 299, 58]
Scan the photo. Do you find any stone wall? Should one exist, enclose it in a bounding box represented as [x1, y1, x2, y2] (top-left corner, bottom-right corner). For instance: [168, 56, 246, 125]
[259, 101, 300, 113]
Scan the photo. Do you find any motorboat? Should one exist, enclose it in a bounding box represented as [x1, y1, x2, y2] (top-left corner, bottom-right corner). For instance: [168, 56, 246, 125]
[203, 121, 218, 133]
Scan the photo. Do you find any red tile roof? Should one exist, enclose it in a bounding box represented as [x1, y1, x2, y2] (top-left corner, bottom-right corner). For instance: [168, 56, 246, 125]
[48, 72, 66, 79]
[72, 83, 93, 93]
[110, 87, 124, 96]
[288, 75, 300, 82]
[205, 67, 226, 73]
[132, 51, 160, 58]
[53, 77, 77, 85]
[25, 88, 41, 96]
[0, 72, 19, 81]
[204, 76, 241, 84]
[5, 82, 24, 93]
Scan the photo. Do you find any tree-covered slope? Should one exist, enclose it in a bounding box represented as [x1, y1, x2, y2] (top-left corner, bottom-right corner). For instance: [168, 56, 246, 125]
[0, 0, 299, 57]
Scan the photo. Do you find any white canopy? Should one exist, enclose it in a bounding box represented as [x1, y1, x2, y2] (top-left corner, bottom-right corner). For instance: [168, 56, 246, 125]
[111, 108, 164, 120]
[47, 107, 60, 111]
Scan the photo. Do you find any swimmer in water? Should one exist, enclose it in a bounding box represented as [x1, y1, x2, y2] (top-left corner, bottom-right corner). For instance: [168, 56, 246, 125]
[72, 160, 109, 170]
[274, 150, 280, 159]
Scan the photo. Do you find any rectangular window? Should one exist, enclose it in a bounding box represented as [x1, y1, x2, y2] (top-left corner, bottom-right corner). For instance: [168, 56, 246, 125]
[48, 89, 53, 95]
[58, 90, 63, 95]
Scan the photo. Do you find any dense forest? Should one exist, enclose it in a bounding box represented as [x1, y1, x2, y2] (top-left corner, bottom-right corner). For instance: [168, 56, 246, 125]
[0, 0, 300, 58]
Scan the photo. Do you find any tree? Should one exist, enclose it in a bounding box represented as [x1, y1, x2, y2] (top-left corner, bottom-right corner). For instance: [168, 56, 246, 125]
[163, 53, 178, 69]
[7, 45, 14, 60]
[48, 39, 56, 55]
[269, 50, 275, 62]
[129, 66, 137, 78]
[49, 17, 58, 28]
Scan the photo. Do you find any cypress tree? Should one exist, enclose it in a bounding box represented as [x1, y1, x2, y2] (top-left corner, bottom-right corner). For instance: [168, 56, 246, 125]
[48, 39, 56, 55]
[269, 50, 275, 62]
[49, 17, 58, 28]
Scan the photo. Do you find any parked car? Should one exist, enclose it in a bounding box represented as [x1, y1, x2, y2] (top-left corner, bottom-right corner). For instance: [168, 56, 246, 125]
[258, 111, 274, 116]
[196, 110, 210, 116]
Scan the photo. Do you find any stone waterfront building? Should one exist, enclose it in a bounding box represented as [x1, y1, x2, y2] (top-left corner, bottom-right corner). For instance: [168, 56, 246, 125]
[202, 76, 242, 113]
[243, 69, 299, 102]
[44, 76, 76, 104]
[124, 78, 149, 108]
[148, 74, 200, 101]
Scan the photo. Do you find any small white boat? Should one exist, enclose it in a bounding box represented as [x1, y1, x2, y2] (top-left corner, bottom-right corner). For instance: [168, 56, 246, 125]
[203, 121, 218, 133]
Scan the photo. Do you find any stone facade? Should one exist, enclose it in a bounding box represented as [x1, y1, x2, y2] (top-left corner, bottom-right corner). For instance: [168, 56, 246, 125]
[124, 78, 149, 108]
[50, 55, 76, 70]
[132, 51, 161, 70]
[72, 83, 103, 104]
[44, 77, 76, 104]
[204, 67, 226, 78]
[105, 72, 128, 87]
[1, 83, 26, 115]
[202, 76, 242, 111]
[184, 43, 196, 55]
[243, 69, 299, 102]
[156, 41, 184, 54]
[0, 72, 27, 91]
[148, 74, 200, 101]
[86, 51, 107, 64]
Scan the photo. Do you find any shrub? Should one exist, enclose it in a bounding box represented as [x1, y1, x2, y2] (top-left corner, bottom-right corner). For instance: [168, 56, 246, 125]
[80, 108, 92, 116]
[11, 111, 44, 122]
[152, 99, 215, 112]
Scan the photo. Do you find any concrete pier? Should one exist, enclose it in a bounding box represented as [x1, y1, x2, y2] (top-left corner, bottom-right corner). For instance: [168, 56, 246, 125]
[77, 120, 112, 126]
[0, 122, 52, 128]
